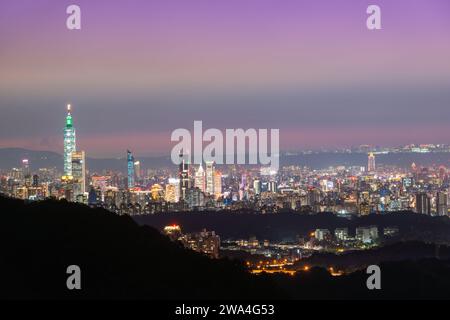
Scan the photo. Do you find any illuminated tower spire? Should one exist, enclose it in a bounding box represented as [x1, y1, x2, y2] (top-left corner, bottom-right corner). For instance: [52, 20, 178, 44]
[64, 104, 76, 176]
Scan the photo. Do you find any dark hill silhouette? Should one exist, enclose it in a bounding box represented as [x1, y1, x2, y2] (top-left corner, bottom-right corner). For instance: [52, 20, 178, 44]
[0, 195, 281, 300]
[1, 195, 450, 300]
[272, 258, 450, 300]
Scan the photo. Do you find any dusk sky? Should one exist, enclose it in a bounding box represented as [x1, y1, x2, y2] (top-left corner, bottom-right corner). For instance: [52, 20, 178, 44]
[1, 0, 450, 157]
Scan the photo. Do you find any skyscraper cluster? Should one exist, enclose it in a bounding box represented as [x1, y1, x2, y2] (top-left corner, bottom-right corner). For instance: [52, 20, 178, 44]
[175, 155, 223, 208]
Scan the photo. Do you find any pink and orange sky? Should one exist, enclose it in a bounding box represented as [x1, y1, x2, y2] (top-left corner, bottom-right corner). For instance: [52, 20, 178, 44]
[1, 0, 450, 157]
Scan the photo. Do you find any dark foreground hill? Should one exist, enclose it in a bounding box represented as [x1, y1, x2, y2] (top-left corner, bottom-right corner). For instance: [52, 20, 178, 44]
[0, 196, 280, 300]
[1, 195, 450, 300]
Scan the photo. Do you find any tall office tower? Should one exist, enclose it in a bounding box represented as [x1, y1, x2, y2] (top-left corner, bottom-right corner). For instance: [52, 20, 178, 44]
[367, 152, 376, 172]
[415, 192, 431, 215]
[32, 174, 39, 187]
[71, 151, 86, 196]
[21, 159, 31, 186]
[213, 171, 222, 200]
[168, 178, 180, 203]
[134, 161, 141, 182]
[194, 164, 206, 192]
[22, 159, 30, 176]
[165, 183, 177, 203]
[239, 174, 247, 200]
[179, 152, 190, 200]
[436, 191, 448, 216]
[253, 179, 261, 195]
[127, 150, 135, 189]
[205, 161, 215, 195]
[185, 187, 205, 208]
[64, 104, 76, 176]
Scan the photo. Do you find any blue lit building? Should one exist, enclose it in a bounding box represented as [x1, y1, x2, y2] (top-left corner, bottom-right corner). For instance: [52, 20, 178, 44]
[127, 150, 135, 189]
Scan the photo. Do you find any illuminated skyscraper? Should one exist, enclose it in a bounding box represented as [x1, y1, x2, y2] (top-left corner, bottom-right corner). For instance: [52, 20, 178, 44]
[179, 152, 190, 200]
[134, 161, 141, 182]
[213, 170, 222, 200]
[253, 179, 261, 195]
[239, 174, 247, 200]
[368, 152, 376, 172]
[194, 164, 206, 192]
[71, 151, 86, 196]
[63, 104, 76, 176]
[21, 159, 31, 186]
[436, 191, 448, 216]
[168, 178, 180, 203]
[22, 159, 30, 176]
[127, 150, 135, 189]
[416, 192, 431, 215]
[165, 183, 177, 203]
[205, 161, 215, 195]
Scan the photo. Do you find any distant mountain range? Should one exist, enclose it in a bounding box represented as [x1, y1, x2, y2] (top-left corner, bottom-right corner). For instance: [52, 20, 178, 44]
[1, 148, 450, 173]
[0, 148, 171, 173]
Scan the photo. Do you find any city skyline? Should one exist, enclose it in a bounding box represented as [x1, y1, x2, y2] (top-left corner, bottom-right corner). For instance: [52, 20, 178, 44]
[2, 0, 450, 304]
[1, 0, 450, 157]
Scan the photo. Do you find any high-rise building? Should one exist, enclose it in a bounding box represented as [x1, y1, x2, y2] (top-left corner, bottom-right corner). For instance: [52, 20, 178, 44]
[268, 181, 278, 193]
[22, 159, 30, 176]
[194, 164, 206, 192]
[213, 170, 222, 200]
[314, 229, 331, 241]
[134, 161, 141, 182]
[334, 228, 348, 241]
[63, 104, 76, 176]
[368, 152, 376, 172]
[436, 191, 448, 216]
[179, 229, 220, 259]
[239, 174, 247, 200]
[179, 152, 190, 200]
[22, 159, 31, 186]
[416, 192, 431, 215]
[185, 187, 205, 208]
[150, 183, 163, 200]
[71, 151, 86, 196]
[32, 174, 39, 187]
[167, 178, 180, 203]
[205, 161, 215, 195]
[127, 150, 135, 189]
[165, 183, 177, 203]
[253, 179, 261, 195]
[356, 226, 378, 243]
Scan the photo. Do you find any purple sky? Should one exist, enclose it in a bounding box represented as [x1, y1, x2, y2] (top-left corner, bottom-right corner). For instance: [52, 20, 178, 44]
[1, 0, 450, 157]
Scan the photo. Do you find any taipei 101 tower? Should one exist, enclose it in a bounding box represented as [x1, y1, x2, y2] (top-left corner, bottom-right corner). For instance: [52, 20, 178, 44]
[63, 104, 76, 176]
